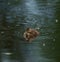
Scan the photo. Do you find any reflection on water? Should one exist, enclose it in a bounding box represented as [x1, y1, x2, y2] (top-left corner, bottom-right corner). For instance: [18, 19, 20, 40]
[0, 0, 60, 62]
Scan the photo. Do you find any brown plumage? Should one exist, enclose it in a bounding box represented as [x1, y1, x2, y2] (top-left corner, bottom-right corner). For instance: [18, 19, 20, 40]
[23, 28, 40, 42]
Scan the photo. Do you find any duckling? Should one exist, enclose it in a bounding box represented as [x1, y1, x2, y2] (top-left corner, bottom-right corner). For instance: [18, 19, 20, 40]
[23, 28, 40, 42]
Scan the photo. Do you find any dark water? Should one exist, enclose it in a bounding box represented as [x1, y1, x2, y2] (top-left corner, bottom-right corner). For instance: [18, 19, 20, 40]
[0, 0, 60, 62]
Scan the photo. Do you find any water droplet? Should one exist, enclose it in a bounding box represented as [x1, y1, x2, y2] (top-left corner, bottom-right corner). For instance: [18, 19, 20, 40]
[56, 19, 58, 23]
[43, 43, 45, 46]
